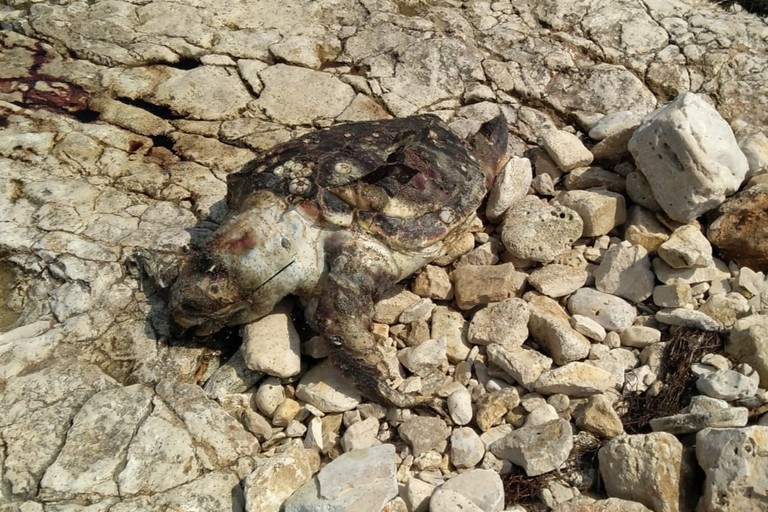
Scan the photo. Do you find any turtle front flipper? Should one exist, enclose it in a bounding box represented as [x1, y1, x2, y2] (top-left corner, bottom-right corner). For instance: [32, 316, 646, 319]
[315, 233, 443, 408]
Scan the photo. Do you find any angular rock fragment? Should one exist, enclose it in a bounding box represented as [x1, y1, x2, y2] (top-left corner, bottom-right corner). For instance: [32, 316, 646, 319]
[598, 432, 696, 512]
[628, 92, 749, 222]
[555, 189, 626, 237]
[490, 419, 573, 476]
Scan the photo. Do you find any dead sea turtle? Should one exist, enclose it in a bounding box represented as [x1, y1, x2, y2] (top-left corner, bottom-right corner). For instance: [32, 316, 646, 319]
[170, 114, 509, 407]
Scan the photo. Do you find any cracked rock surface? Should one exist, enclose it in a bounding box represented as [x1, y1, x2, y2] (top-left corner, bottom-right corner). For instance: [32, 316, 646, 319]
[1, 1, 768, 511]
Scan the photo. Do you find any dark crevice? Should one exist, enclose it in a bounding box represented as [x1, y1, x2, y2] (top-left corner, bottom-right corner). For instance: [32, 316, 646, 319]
[167, 57, 202, 70]
[118, 97, 178, 120]
[150, 134, 175, 151]
[73, 108, 100, 123]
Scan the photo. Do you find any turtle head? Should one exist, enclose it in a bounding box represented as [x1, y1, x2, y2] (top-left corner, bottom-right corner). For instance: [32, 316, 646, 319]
[170, 191, 319, 335]
[467, 114, 510, 189]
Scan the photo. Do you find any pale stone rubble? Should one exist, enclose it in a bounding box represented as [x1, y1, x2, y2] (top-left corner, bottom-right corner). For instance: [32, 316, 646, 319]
[1, 0, 768, 511]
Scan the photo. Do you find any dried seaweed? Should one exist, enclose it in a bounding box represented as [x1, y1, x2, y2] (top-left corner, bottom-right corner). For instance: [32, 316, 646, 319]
[620, 327, 725, 434]
[503, 432, 603, 507]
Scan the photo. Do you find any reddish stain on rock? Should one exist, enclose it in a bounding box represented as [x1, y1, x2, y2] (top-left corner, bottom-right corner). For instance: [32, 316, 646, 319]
[707, 183, 768, 272]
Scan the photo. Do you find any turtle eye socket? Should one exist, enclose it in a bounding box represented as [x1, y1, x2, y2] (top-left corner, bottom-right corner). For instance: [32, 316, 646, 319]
[208, 283, 221, 295]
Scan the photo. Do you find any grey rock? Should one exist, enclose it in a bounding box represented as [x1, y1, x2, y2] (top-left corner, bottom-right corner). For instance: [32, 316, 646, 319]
[697, 369, 758, 401]
[467, 298, 530, 348]
[39, 385, 154, 500]
[486, 344, 553, 390]
[619, 326, 662, 348]
[628, 92, 749, 222]
[534, 362, 619, 397]
[203, 349, 264, 400]
[490, 419, 573, 477]
[727, 314, 768, 387]
[696, 426, 768, 512]
[399, 417, 450, 456]
[256, 64, 356, 125]
[594, 241, 655, 303]
[501, 196, 583, 263]
[284, 444, 398, 512]
[655, 308, 722, 331]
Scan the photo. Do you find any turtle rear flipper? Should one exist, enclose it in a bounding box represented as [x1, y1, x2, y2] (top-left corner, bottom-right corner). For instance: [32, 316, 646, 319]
[468, 114, 510, 189]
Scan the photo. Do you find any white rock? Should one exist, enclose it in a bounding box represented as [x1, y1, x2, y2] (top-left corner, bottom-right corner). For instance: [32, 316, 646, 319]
[431, 305, 472, 362]
[374, 288, 421, 324]
[486, 156, 533, 221]
[554, 189, 626, 237]
[696, 427, 768, 512]
[486, 344, 553, 390]
[570, 314, 607, 342]
[254, 377, 286, 417]
[341, 417, 380, 452]
[567, 288, 637, 332]
[658, 225, 713, 269]
[437, 469, 504, 512]
[540, 129, 594, 171]
[534, 362, 618, 397]
[523, 404, 560, 427]
[594, 241, 655, 303]
[447, 387, 474, 426]
[655, 308, 722, 331]
[398, 298, 436, 324]
[628, 92, 749, 222]
[501, 196, 583, 263]
[295, 361, 362, 413]
[450, 427, 485, 469]
[696, 369, 758, 401]
[490, 419, 573, 477]
[653, 257, 730, 285]
[242, 309, 301, 378]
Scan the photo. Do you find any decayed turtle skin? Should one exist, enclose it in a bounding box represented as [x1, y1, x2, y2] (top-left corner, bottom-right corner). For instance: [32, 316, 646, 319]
[170, 114, 509, 407]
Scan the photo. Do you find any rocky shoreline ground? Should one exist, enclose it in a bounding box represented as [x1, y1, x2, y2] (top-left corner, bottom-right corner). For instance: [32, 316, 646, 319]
[1, 1, 767, 511]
